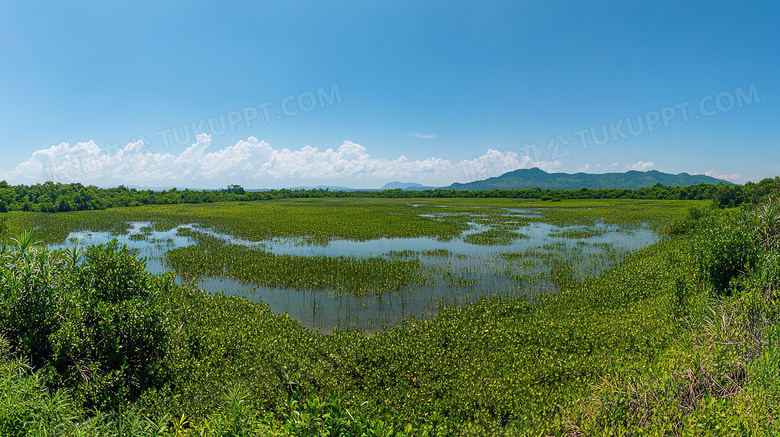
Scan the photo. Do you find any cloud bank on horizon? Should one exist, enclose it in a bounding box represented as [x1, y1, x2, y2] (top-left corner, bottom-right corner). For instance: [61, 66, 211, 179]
[0, 135, 743, 189]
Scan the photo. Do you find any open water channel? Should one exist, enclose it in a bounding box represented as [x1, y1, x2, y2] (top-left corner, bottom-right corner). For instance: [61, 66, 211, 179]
[52, 209, 660, 333]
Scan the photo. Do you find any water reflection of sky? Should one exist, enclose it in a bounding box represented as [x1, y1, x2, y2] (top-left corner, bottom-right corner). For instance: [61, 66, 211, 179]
[51, 217, 660, 334]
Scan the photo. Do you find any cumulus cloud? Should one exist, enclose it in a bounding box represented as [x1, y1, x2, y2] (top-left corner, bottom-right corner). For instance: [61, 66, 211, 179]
[578, 164, 605, 173]
[411, 131, 436, 139]
[0, 135, 562, 188]
[455, 149, 561, 182]
[624, 161, 655, 171]
[531, 159, 563, 173]
[705, 170, 742, 183]
[611, 162, 619, 167]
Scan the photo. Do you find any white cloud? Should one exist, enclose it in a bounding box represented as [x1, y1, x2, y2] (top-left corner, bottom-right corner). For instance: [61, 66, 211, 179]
[705, 170, 742, 183]
[457, 149, 561, 182]
[577, 164, 601, 173]
[411, 131, 436, 139]
[533, 160, 563, 172]
[0, 136, 561, 188]
[624, 161, 655, 171]
[611, 162, 619, 167]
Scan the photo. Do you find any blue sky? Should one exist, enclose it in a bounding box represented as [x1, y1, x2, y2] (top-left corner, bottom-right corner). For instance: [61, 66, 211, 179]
[1, 1, 777, 189]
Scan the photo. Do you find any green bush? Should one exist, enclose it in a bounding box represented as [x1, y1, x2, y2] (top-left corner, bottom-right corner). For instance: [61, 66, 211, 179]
[0, 237, 172, 412]
[0, 243, 61, 367]
[665, 206, 713, 236]
[698, 211, 759, 294]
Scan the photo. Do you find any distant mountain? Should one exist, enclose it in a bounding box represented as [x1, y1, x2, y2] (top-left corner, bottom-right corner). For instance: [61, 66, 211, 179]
[447, 168, 732, 190]
[282, 185, 380, 192]
[382, 181, 436, 190]
[123, 185, 191, 191]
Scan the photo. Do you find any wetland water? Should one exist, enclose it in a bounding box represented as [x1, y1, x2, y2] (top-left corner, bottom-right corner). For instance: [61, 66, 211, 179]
[52, 211, 660, 333]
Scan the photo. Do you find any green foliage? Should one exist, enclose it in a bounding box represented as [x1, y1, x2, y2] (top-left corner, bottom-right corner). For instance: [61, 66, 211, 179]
[420, 248, 451, 257]
[664, 205, 714, 236]
[712, 175, 780, 209]
[0, 176, 732, 217]
[562, 197, 780, 435]
[0, 181, 269, 213]
[0, 349, 79, 436]
[462, 228, 525, 245]
[0, 239, 172, 411]
[2, 198, 705, 247]
[749, 325, 780, 408]
[713, 183, 747, 208]
[548, 228, 606, 238]
[0, 240, 60, 367]
[277, 394, 429, 437]
[7, 197, 780, 434]
[51, 241, 171, 410]
[698, 210, 759, 294]
[9, 229, 43, 254]
[0, 335, 171, 436]
[165, 229, 429, 297]
[145, 283, 322, 419]
[754, 195, 780, 250]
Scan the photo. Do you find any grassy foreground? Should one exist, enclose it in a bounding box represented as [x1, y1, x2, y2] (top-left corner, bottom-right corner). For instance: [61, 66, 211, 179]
[1, 199, 779, 435]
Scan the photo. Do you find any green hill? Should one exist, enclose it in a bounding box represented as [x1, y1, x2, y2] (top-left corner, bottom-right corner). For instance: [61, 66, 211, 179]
[448, 168, 731, 190]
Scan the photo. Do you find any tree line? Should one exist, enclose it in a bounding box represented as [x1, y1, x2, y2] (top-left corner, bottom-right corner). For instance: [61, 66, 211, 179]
[0, 178, 777, 213]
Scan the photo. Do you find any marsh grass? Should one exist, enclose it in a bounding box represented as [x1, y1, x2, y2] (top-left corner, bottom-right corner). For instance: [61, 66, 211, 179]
[1, 199, 703, 246]
[165, 229, 431, 297]
[755, 195, 780, 250]
[573, 299, 761, 435]
[463, 229, 526, 245]
[5, 198, 770, 434]
[549, 228, 607, 239]
[421, 248, 452, 257]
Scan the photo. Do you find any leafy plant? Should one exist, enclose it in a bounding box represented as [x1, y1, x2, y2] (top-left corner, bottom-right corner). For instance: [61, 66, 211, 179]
[698, 210, 759, 295]
[9, 229, 43, 257]
[754, 195, 780, 250]
[0, 238, 172, 412]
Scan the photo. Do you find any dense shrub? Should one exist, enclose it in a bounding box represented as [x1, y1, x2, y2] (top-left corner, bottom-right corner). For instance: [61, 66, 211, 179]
[0, 237, 172, 411]
[665, 206, 714, 236]
[698, 210, 759, 294]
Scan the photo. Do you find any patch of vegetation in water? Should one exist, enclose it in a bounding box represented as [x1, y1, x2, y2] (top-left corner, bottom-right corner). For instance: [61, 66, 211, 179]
[421, 248, 452, 257]
[386, 249, 417, 259]
[463, 229, 527, 246]
[548, 228, 607, 239]
[151, 221, 178, 232]
[166, 230, 431, 297]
